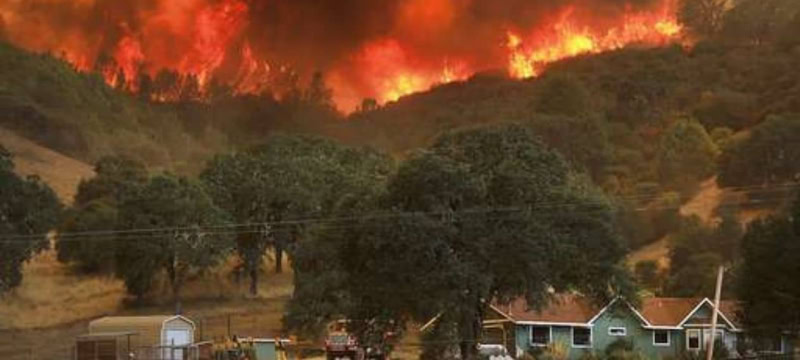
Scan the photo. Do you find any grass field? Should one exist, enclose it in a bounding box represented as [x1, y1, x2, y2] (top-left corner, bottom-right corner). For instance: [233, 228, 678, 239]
[0, 130, 306, 359]
[0, 127, 94, 203]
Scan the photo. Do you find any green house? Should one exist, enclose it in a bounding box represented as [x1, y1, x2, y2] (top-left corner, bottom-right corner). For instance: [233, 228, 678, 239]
[485, 295, 792, 359]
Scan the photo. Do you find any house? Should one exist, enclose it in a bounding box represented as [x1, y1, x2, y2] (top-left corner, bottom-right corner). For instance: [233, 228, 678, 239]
[486, 295, 792, 359]
[81, 315, 196, 360]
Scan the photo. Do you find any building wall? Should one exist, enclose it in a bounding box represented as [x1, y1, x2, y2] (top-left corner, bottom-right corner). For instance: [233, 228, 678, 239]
[90, 320, 161, 349]
[513, 325, 593, 360]
[592, 305, 684, 359]
[512, 305, 692, 360]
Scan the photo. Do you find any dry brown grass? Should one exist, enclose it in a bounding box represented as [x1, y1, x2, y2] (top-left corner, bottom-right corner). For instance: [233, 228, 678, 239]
[0, 127, 94, 204]
[0, 248, 126, 330]
[0, 129, 303, 358]
[0, 254, 296, 359]
[628, 177, 724, 270]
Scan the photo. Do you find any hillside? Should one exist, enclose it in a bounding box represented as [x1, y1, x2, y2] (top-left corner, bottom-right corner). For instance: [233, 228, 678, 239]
[628, 177, 724, 268]
[1, 8, 800, 356]
[0, 127, 93, 203]
[0, 128, 300, 357]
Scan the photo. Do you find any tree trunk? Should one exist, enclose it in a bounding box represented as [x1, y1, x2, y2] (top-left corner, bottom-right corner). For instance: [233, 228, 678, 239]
[166, 255, 181, 314]
[249, 263, 258, 296]
[275, 243, 283, 274]
[459, 296, 483, 360]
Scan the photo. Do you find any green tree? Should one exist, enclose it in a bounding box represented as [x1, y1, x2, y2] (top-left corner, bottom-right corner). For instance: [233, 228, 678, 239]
[57, 156, 148, 272]
[528, 114, 611, 179]
[287, 124, 631, 359]
[634, 260, 662, 291]
[114, 174, 232, 305]
[665, 215, 743, 297]
[721, 0, 800, 46]
[201, 135, 393, 295]
[57, 200, 118, 273]
[534, 73, 593, 117]
[0, 145, 63, 294]
[718, 114, 800, 188]
[656, 118, 718, 193]
[737, 195, 800, 336]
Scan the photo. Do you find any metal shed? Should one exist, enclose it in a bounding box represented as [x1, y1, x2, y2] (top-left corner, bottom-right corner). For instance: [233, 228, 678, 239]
[88, 315, 195, 359]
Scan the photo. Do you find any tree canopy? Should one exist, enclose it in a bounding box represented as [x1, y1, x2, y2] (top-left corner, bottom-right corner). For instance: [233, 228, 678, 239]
[201, 134, 393, 294]
[737, 195, 800, 337]
[57, 156, 148, 273]
[656, 118, 718, 193]
[114, 174, 232, 304]
[0, 144, 63, 294]
[719, 114, 800, 188]
[286, 124, 632, 359]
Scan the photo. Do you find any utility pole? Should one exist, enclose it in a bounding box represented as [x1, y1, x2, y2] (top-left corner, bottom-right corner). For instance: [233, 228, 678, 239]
[706, 265, 725, 360]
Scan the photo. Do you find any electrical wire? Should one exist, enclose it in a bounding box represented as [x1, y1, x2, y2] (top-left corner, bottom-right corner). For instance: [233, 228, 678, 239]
[0, 181, 797, 244]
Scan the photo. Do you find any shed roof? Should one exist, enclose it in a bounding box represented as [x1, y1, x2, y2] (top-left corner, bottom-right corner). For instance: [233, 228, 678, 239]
[90, 315, 194, 330]
[77, 332, 139, 340]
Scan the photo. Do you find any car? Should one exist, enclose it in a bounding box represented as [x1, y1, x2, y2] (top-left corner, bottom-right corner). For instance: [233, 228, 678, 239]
[325, 320, 363, 360]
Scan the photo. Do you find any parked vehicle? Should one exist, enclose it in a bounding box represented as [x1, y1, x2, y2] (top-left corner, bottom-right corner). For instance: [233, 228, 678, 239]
[325, 321, 363, 360]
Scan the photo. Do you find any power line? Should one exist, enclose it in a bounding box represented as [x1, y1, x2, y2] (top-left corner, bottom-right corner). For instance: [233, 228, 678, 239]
[0, 181, 798, 244]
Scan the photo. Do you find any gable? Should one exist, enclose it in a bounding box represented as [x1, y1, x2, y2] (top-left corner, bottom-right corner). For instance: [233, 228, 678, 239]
[591, 301, 648, 328]
[678, 299, 738, 330]
[639, 298, 700, 327]
[485, 306, 513, 322]
[684, 303, 713, 325]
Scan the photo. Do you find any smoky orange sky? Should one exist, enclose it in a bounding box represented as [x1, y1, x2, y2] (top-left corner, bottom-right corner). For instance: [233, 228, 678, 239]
[0, 0, 680, 111]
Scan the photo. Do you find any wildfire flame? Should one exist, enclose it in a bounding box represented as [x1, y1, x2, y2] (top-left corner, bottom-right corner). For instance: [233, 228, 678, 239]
[506, 3, 681, 78]
[0, 0, 682, 111]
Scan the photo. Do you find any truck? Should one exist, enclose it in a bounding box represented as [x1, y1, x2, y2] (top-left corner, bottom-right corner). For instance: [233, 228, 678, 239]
[324, 320, 393, 360]
[325, 320, 363, 360]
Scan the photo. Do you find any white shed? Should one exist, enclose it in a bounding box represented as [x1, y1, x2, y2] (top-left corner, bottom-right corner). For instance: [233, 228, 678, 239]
[88, 315, 195, 358]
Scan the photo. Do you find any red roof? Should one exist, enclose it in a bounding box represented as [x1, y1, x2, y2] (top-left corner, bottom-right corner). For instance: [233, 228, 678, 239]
[718, 300, 742, 328]
[492, 296, 741, 329]
[639, 297, 703, 327]
[492, 294, 602, 324]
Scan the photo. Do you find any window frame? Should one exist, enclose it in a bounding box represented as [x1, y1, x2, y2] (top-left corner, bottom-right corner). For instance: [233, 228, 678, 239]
[529, 325, 552, 347]
[687, 329, 702, 351]
[652, 330, 671, 347]
[608, 327, 627, 337]
[753, 335, 784, 354]
[571, 326, 592, 348]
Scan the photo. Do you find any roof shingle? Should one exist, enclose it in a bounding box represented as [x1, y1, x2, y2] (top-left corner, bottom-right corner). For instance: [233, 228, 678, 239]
[492, 294, 602, 324]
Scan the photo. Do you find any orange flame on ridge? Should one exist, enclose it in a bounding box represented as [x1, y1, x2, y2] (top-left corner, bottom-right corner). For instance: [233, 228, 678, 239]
[506, 2, 681, 79]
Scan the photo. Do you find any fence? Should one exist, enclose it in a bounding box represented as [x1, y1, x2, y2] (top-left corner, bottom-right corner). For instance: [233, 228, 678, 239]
[0, 313, 283, 360]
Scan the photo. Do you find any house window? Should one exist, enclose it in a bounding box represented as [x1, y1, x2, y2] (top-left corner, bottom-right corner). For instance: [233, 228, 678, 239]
[767, 337, 784, 354]
[608, 327, 627, 336]
[572, 327, 592, 348]
[530, 326, 550, 346]
[653, 330, 670, 346]
[752, 336, 784, 354]
[687, 329, 701, 350]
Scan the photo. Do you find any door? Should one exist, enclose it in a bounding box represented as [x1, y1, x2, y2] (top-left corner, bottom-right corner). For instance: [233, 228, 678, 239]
[165, 329, 191, 360]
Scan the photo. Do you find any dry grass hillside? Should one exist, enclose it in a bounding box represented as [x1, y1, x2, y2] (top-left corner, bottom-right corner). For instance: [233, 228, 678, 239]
[627, 176, 776, 269]
[628, 177, 724, 269]
[0, 127, 94, 203]
[0, 129, 307, 359]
